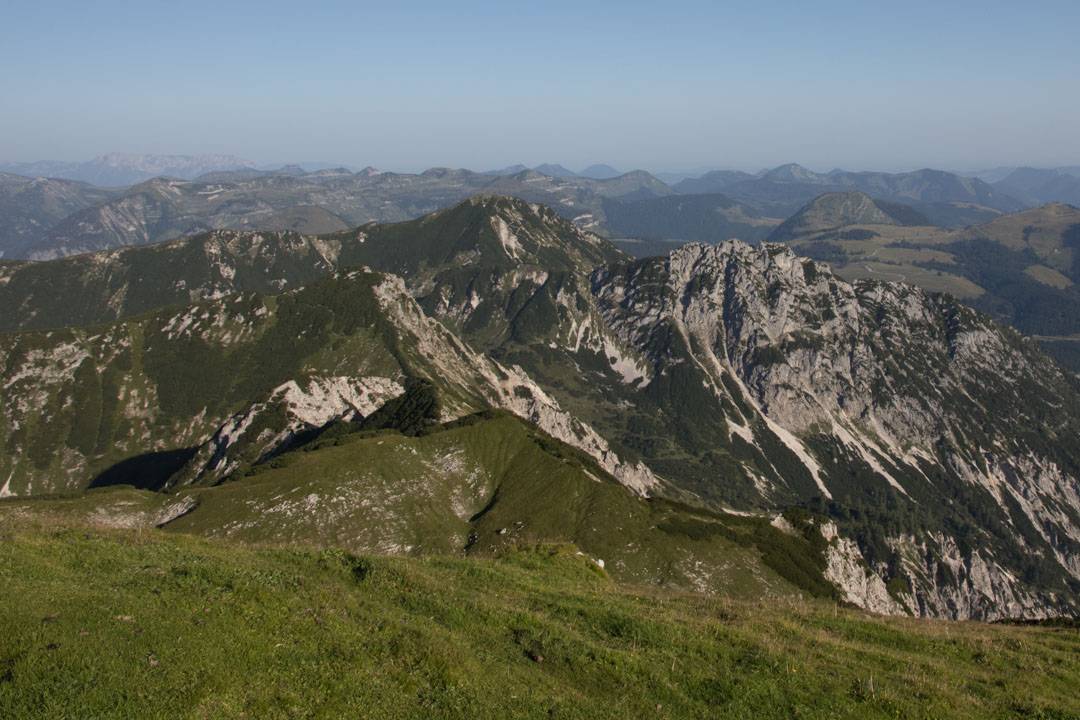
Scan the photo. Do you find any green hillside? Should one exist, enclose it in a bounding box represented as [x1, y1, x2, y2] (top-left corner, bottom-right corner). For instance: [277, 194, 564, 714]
[0, 521, 1077, 719]
[0, 268, 509, 496]
[767, 191, 929, 243]
[0, 412, 834, 599]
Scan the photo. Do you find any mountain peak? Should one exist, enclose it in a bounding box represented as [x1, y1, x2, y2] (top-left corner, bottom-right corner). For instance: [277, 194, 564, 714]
[664, 237, 806, 275]
[768, 191, 927, 241]
[614, 169, 657, 181]
[459, 194, 545, 218]
[419, 167, 481, 180]
[508, 168, 549, 181]
[533, 163, 577, 178]
[484, 163, 528, 176]
[358, 196, 625, 276]
[761, 163, 824, 183]
[579, 164, 621, 180]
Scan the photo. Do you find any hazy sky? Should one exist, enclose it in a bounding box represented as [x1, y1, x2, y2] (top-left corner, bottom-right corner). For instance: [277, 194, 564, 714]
[2, 0, 1078, 173]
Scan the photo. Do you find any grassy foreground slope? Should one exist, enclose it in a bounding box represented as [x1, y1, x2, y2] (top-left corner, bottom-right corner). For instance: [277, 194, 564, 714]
[0, 413, 823, 600]
[1, 525, 1078, 719]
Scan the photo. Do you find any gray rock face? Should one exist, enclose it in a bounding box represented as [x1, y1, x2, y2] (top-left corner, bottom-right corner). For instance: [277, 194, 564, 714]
[173, 375, 406, 485]
[819, 521, 911, 615]
[582, 241, 1080, 618]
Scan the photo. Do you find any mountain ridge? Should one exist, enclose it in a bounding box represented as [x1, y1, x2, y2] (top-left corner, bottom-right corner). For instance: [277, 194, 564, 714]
[675, 164, 1027, 224]
[994, 167, 1080, 206]
[0, 153, 255, 186]
[2, 167, 674, 260]
[2, 197, 1079, 619]
[773, 199, 1080, 369]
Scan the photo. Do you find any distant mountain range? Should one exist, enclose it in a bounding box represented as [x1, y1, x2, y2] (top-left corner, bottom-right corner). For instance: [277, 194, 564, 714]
[533, 163, 577, 178]
[963, 165, 1080, 181]
[673, 164, 1026, 225]
[993, 167, 1080, 207]
[0, 153, 256, 186]
[0, 173, 119, 259]
[485, 163, 623, 179]
[0, 166, 672, 259]
[0, 157, 1062, 262]
[673, 169, 757, 194]
[603, 193, 779, 253]
[579, 164, 622, 179]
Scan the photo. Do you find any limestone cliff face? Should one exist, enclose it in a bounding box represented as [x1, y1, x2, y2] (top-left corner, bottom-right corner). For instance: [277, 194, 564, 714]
[371, 273, 658, 493]
[171, 375, 406, 486]
[584, 242, 1080, 619]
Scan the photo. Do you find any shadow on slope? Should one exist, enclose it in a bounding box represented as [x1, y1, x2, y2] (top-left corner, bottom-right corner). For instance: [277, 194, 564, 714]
[88, 447, 198, 491]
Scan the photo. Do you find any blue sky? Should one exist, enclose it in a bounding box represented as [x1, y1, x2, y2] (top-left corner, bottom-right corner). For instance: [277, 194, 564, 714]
[2, 0, 1078, 172]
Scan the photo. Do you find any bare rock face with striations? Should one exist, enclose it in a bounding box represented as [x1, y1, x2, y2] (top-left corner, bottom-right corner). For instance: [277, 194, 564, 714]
[588, 241, 1080, 618]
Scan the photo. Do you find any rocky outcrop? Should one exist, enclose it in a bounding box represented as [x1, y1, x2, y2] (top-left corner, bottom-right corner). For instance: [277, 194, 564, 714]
[360, 202, 1077, 619]
[886, 532, 1064, 621]
[819, 522, 911, 616]
[174, 376, 406, 485]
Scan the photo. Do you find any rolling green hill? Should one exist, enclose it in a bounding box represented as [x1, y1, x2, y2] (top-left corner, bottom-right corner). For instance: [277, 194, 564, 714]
[1, 411, 838, 599]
